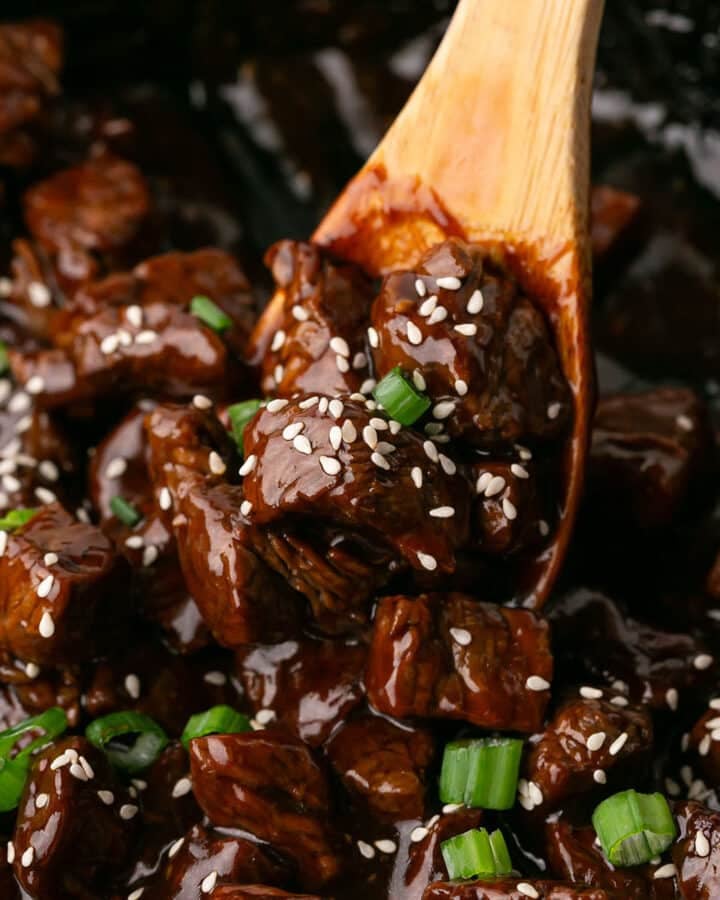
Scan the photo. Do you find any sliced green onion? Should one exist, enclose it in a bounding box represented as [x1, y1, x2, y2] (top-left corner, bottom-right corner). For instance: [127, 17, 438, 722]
[441, 828, 512, 880]
[191, 295, 232, 333]
[110, 496, 141, 527]
[86, 711, 168, 774]
[227, 399, 263, 455]
[181, 705, 251, 749]
[0, 507, 38, 531]
[372, 367, 431, 426]
[0, 341, 8, 375]
[592, 790, 676, 866]
[0, 707, 69, 811]
[439, 737, 523, 810]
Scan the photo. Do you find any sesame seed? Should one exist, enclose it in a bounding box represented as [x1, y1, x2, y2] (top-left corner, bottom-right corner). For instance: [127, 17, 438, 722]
[363, 425, 378, 449]
[168, 837, 184, 858]
[353, 352, 368, 370]
[539, 520, 550, 536]
[608, 733, 628, 756]
[320, 456, 341, 476]
[129, 889, 145, 900]
[158, 487, 172, 511]
[282, 422, 304, 441]
[476, 472, 491, 494]
[25, 662, 39, 678]
[367, 326, 379, 348]
[357, 840, 375, 859]
[653, 864, 677, 880]
[15, 415, 32, 433]
[203, 671, 227, 686]
[485, 475, 506, 497]
[439, 454, 456, 475]
[6, 842, 14, 864]
[0, 533, 6, 559]
[665, 778, 681, 795]
[699, 734, 712, 756]
[450, 627, 472, 646]
[1, 472, 19, 493]
[97, 790, 114, 805]
[359, 378, 376, 394]
[255, 708, 276, 725]
[21, 846, 34, 867]
[208, 451, 226, 475]
[433, 401, 455, 420]
[329, 336, 350, 357]
[666, 688, 679, 711]
[70, 762, 89, 781]
[274, 364, 284, 383]
[329, 399, 344, 419]
[100, 334, 119, 355]
[341, 420, 357, 443]
[28, 282, 51, 307]
[502, 498, 518, 520]
[528, 782, 544, 806]
[419, 296, 437, 317]
[367, 839, 396, 857]
[35, 792, 49, 809]
[293, 434, 312, 456]
[511, 464, 529, 479]
[423, 441, 439, 462]
[120, 804, 139, 820]
[526, 675, 550, 691]
[411, 467, 423, 489]
[172, 777, 192, 798]
[593, 769, 607, 784]
[39, 460, 59, 482]
[371, 452, 390, 470]
[370, 418, 388, 431]
[417, 551, 437, 571]
[454, 323, 477, 336]
[193, 394, 213, 410]
[266, 398, 288, 413]
[292, 305, 308, 321]
[271, 329, 286, 351]
[425, 421, 443, 436]
[695, 654, 714, 670]
[117, 329, 133, 347]
[201, 871, 218, 893]
[705, 717, 720, 729]
[410, 826, 429, 842]
[37, 574, 54, 599]
[35, 487, 56, 505]
[240, 500, 252, 517]
[126, 305, 143, 328]
[125, 674, 141, 699]
[412, 370, 426, 391]
[336, 355, 350, 373]
[517, 885, 539, 899]
[407, 321, 423, 345]
[238, 454, 257, 476]
[454, 379, 468, 396]
[427, 306, 448, 325]
[430, 506, 455, 518]
[135, 330, 157, 345]
[696, 830, 710, 857]
[611, 696, 629, 707]
[466, 289, 484, 314]
[8, 392, 30, 413]
[329, 426, 342, 451]
[415, 278, 427, 297]
[587, 732, 606, 751]
[51, 752, 69, 770]
[547, 402, 561, 420]
[318, 398, 329, 413]
[676, 414, 694, 431]
[125, 535, 144, 549]
[26, 375, 45, 395]
[580, 686, 603, 699]
[105, 457, 127, 479]
[142, 545, 158, 567]
[437, 276, 462, 290]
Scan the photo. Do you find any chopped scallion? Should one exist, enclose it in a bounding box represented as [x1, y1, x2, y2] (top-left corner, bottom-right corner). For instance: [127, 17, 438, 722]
[439, 737, 523, 810]
[372, 367, 431, 426]
[181, 705, 251, 749]
[110, 496, 141, 527]
[0, 508, 38, 531]
[191, 295, 232, 333]
[592, 789, 676, 866]
[441, 827, 512, 880]
[227, 399, 263, 455]
[86, 711, 168, 774]
[0, 707, 68, 811]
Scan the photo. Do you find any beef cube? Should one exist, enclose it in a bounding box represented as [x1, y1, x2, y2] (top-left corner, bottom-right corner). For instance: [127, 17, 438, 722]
[236, 637, 366, 746]
[370, 238, 570, 447]
[189, 730, 341, 889]
[671, 801, 720, 899]
[7, 238, 58, 339]
[0, 503, 131, 665]
[366, 593, 552, 732]
[471, 459, 546, 555]
[524, 699, 653, 812]
[327, 715, 434, 822]
[686, 706, 720, 788]
[249, 240, 375, 397]
[0, 21, 62, 134]
[589, 388, 710, 528]
[12, 737, 137, 898]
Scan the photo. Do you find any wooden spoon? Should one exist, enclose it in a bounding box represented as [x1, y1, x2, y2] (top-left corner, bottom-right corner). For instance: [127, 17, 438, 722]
[311, 0, 604, 610]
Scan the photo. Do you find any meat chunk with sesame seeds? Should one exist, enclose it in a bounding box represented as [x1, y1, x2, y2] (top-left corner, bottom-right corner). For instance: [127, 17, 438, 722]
[0, 658, 82, 728]
[236, 637, 366, 746]
[6, 238, 59, 340]
[588, 388, 711, 529]
[370, 238, 570, 447]
[146, 403, 302, 646]
[366, 593, 552, 731]
[0, 503, 131, 665]
[523, 698, 653, 813]
[249, 240, 375, 397]
[327, 715, 434, 823]
[422, 880, 623, 899]
[686, 707, 720, 786]
[471, 459, 548, 555]
[12, 737, 137, 898]
[145, 823, 291, 900]
[671, 801, 720, 899]
[242, 398, 470, 578]
[189, 729, 342, 889]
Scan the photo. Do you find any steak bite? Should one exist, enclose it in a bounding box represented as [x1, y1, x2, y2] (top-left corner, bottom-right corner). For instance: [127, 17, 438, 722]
[0, 503, 131, 666]
[672, 801, 720, 899]
[366, 593, 552, 731]
[250, 240, 375, 397]
[189, 730, 342, 889]
[370, 238, 570, 447]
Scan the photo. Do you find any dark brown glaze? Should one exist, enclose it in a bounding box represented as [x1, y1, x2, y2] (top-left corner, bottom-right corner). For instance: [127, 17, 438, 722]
[249, 240, 375, 396]
[209, 889, 322, 900]
[242, 398, 470, 577]
[549, 588, 716, 710]
[588, 387, 711, 528]
[671, 801, 720, 899]
[6, 238, 59, 340]
[523, 699, 653, 814]
[327, 715, 434, 823]
[0, 503, 131, 665]
[0, 660, 82, 728]
[589, 186, 641, 262]
[23, 154, 151, 295]
[366, 593, 552, 732]
[12, 737, 137, 898]
[236, 638, 366, 747]
[189, 730, 341, 890]
[146, 403, 302, 646]
[144, 823, 290, 900]
[422, 880, 622, 899]
[371, 238, 570, 447]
